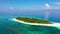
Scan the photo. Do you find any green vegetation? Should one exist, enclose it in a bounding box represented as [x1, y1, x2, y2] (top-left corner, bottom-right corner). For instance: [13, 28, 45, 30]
[16, 17, 52, 24]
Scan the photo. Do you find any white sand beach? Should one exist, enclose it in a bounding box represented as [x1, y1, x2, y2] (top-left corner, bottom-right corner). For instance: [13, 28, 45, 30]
[12, 18, 60, 27]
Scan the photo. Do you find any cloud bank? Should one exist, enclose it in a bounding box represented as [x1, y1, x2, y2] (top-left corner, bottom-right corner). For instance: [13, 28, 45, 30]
[53, 2, 60, 5]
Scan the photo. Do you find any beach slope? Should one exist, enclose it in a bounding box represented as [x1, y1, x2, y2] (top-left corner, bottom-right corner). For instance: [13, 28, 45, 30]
[12, 18, 60, 27]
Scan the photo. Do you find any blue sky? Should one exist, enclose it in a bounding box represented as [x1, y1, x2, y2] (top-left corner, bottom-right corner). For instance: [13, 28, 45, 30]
[0, 0, 60, 10]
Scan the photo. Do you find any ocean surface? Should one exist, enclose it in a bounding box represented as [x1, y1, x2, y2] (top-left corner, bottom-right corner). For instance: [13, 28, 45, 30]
[0, 10, 60, 34]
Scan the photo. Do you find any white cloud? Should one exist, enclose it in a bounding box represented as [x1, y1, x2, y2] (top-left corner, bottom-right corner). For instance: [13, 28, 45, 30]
[45, 3, 51, 9]
[53, 2, 60, 5]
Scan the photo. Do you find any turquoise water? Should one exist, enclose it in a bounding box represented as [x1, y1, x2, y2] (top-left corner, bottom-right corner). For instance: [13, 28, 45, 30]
[0, 16, 60, 34]
[0, 10, 60, 34]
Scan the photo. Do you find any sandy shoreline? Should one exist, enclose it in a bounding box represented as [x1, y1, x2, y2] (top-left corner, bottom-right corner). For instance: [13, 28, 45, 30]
[12, 18, 60, 27]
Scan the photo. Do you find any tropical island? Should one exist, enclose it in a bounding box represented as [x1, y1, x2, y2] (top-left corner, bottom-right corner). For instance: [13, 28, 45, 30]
[12, 17, 60, 27]
[15, 17, 51, 24]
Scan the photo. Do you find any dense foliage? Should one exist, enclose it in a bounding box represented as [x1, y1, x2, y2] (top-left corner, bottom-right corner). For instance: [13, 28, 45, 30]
[16, 17, 51, 24]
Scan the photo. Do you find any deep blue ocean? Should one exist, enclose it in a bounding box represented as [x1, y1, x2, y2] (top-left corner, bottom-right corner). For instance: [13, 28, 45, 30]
[0, 10, 60, 34]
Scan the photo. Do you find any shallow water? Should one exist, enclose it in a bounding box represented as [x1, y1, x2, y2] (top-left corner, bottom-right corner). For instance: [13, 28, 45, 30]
[0, 10, 60, 34]
[0, 16, 60, 34]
